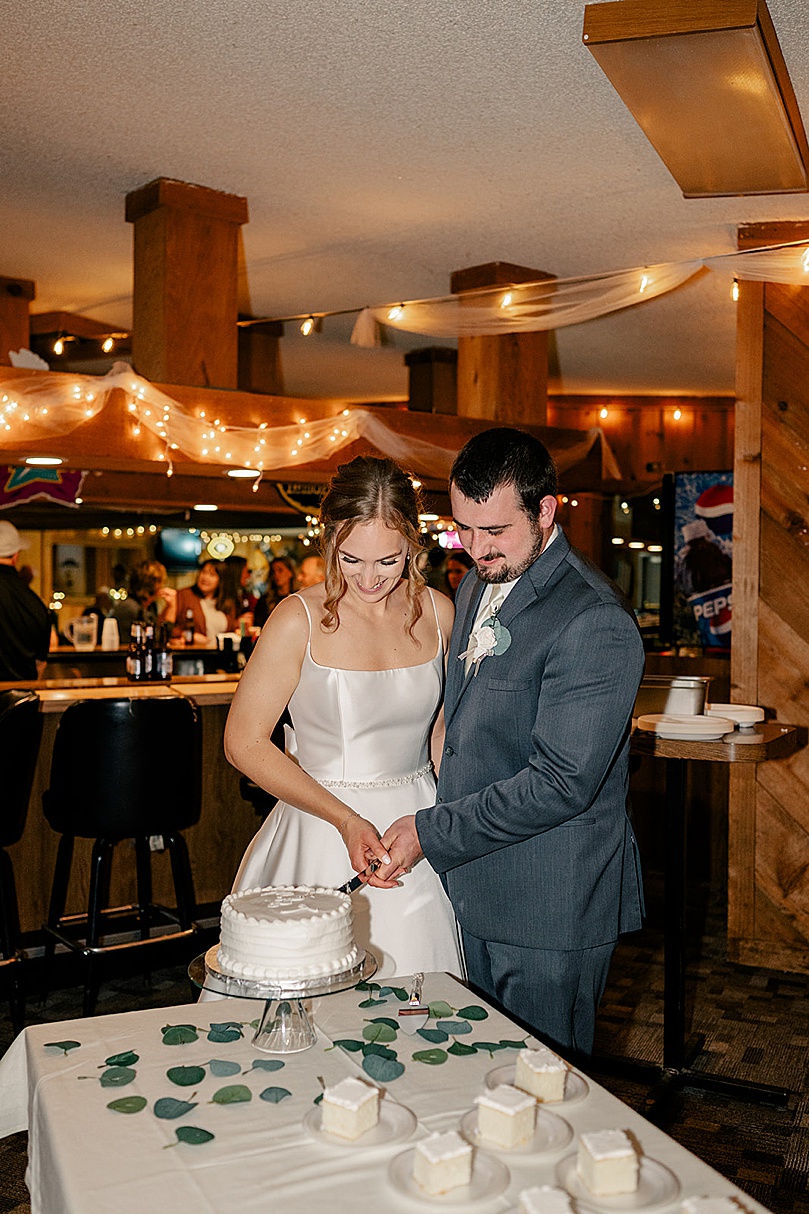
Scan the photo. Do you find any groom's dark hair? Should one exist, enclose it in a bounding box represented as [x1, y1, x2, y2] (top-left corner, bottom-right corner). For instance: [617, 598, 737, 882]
[450, 427, 558, 518]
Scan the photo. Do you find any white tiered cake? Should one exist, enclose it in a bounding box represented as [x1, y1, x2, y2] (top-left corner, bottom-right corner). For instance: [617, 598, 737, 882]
[217, 884, 360, 981]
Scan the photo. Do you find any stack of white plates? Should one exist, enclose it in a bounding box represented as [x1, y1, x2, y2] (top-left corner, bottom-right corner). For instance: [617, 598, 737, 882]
[706, 703, 765, 727]
[636, 713, 736, 741]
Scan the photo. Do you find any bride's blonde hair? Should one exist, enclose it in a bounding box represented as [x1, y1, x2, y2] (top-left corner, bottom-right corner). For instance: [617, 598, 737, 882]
[319, 456, 426, 635]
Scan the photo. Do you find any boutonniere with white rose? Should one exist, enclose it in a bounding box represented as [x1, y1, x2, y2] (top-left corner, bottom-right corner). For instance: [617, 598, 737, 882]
[458, 609, 512, 675]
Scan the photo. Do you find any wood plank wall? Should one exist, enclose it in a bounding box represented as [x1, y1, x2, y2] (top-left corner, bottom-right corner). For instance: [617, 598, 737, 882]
[730, 225, 809, 973]
[549, 395, 735, 487]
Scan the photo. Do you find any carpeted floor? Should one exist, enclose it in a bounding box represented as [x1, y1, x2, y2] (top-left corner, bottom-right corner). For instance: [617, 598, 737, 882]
[1, 888, 809, 1213]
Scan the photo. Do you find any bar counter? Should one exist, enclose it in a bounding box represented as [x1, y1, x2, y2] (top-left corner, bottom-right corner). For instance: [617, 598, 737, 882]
[2, 673, 252, 936]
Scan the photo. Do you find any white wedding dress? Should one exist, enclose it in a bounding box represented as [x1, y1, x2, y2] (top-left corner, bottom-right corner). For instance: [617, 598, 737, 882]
[232, 590, 463, 980]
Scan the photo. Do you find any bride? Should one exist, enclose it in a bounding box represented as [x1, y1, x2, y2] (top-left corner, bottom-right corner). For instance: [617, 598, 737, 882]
[224, 456, 463, 978]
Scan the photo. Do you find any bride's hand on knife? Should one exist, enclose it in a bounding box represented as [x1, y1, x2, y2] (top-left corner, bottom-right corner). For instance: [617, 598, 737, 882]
[339, 813, 393, 882]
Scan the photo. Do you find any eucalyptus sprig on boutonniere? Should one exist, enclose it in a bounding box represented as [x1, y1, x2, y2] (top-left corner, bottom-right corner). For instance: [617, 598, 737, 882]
[458, 610, 512, 675]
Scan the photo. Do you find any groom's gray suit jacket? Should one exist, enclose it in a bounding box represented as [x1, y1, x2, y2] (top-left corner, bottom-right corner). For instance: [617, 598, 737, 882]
[416, 526, 645, 952]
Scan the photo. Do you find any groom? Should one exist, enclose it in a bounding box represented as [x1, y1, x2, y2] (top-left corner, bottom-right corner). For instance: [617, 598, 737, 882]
[380, 427, 645, 1056]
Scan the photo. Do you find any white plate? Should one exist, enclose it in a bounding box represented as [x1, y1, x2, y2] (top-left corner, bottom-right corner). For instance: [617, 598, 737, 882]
[388, 1147, 510, 1206]
[303, 1100, 416, 1148]
[556, 1153, 681, 1212]
[706, 703, 765, 727]
[460, 1106, 572, 1155]
[485, 1064, 589, 1106]
[636, 713, 735, 741]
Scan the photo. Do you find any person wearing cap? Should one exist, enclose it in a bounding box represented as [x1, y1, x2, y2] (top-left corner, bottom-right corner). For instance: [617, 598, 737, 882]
[0, 520, 51, 681]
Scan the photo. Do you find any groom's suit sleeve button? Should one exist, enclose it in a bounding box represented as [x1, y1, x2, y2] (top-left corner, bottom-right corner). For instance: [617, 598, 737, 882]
[444, 746, 454, 756]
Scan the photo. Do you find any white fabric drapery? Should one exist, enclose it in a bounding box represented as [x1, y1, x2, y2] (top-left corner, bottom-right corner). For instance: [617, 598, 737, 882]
[0, 365, 619, 480]
[347, 240, 809, 343]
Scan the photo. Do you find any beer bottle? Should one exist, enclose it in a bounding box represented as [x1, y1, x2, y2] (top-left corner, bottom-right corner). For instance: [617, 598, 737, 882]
[127, 622, 145, 682]
[152, 622, 173, 682]
[143, 622, 155, 680]
[182, 609, 195, 647]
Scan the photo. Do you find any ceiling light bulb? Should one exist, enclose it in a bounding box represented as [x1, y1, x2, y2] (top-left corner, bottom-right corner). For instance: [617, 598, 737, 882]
[500, 292, 513, 308]
[731, 279, 740, 302]
[387, 305, 404, 321]
[300, 317, 315, 336]
[193, 504, 218, 512]
[25, 456, 63, 466]
[599, 407, 609, 419]
[639, 274, 649, 294]
[53, 338, 64, 356]
[673, 408, 682, 420]
[102, 337, 114, 354]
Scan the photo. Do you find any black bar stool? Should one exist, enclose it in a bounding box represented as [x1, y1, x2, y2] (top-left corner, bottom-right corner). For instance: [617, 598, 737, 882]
[0, 689, 44, 1034]
[237, 708, 289, 822]
[42, 694, 202, 1016]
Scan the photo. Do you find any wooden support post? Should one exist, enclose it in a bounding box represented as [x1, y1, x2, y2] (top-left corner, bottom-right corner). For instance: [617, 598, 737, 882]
[450, 261, 555, 425]
[404, 347, 458, 414]
[238, 321, 285, 395]
[729, 219, 809, 972]
[0, 277, 35, 365]
[125, 178, 249, 389]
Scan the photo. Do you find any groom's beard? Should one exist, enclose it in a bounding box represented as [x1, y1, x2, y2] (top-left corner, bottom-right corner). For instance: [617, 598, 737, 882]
[474, 521, 545, 584]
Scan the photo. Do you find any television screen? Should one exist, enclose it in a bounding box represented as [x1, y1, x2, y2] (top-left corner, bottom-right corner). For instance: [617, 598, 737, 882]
[157, 528, 203, 570]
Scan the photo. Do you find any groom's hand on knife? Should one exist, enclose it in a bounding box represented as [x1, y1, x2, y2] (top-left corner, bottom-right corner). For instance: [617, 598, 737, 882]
[374, 815, 424, 884]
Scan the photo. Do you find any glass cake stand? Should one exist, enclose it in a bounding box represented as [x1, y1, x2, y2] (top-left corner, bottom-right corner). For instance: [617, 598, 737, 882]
[188, 945, 378, 1054]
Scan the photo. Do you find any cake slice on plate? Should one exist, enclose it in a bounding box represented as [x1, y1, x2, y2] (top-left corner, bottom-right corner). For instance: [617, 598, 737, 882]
[413, 1130, 473, 1194]
[518, 1184, 576, 1213]
[320, 1076, 379, 1140]
[514, 1045, 569, 1102]
[577, 1128, 639, 1196]
[475, 1084, 536, 1148]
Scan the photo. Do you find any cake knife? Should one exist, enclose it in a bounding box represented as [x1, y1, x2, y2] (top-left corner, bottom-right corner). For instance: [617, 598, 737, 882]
[398, 972, 429, 1035]
[339, 861, 379, 894]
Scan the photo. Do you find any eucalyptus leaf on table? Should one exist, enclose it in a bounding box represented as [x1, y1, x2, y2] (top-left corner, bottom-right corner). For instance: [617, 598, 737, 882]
[209, 1059, 243, 1077]
[412, 1048, 448, 1066]
[362, 1054, 404, 1083]
[259, 1086, 291, 1103]
[161, 1024, 199, 1046]
[165, 1126, 215, 1147]
[107, 1096, 147, 1115]
[243, 1059, 285, 1075]
[155, 1097, 198, 1120]
[43, 1040, 81, 1055]
[101, 1051, 139, 1068]
[99, 1067, 137, 1088]
[167, 1065, 206, 1087]
[211, 1084, 252, 1105]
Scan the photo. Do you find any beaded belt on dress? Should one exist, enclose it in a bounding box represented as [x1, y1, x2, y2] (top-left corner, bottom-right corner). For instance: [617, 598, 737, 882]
[317, 761, 433, 789]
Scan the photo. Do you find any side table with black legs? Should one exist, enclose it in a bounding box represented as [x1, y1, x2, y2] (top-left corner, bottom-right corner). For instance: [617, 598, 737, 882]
[601, 722, 797, 1123]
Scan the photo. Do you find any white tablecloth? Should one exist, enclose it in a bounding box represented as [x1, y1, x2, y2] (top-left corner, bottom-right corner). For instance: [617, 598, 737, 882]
[0, 972, 771, 1214]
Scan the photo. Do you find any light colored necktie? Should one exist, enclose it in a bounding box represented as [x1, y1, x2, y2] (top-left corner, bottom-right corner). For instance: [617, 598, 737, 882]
[465, 587, 505, 675]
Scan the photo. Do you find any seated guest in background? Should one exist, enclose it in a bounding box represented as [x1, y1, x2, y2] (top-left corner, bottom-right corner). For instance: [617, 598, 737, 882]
[221, 555, 257, 630]
[254, 555, 297, 628]
[296, 553, 325, 588]
[443, 549, 474, 600]
[423, 544, 449, 591]
[108, 559, 177, 644]
[173, 559, 239, 648]
[0, 520, 51, 680]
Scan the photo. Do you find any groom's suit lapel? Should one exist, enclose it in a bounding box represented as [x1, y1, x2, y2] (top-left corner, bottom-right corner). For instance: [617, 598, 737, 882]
[444, 527, 572, 728]
[444, 574, 484, 721]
